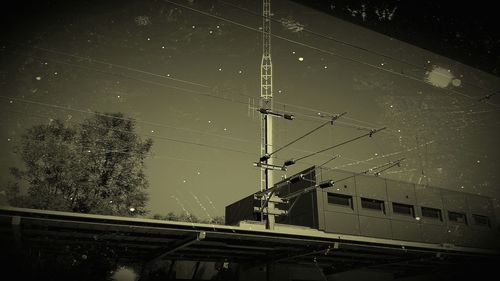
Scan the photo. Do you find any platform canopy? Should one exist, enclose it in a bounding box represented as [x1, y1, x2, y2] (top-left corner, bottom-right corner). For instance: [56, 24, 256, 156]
[0, 206, 497, 275]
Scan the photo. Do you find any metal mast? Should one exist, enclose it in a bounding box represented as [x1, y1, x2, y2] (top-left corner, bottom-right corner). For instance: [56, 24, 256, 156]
[260, 0, 273, 192]
[260, 0, 276, 229]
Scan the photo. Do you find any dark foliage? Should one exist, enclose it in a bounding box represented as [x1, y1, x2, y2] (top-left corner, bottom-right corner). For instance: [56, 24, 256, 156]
[3, 112, 153, 216]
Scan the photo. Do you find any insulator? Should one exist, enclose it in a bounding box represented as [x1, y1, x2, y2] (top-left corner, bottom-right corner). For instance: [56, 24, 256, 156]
[259, 108, 270, 114]
[259, 154, 271, 162]
[318, 180, 335, 189]
[289, 173, 304, 184]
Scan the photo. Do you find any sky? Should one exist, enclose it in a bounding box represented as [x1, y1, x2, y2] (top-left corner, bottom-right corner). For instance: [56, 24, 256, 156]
[1, 0, 499, 221]
[292, 0, 500, 76]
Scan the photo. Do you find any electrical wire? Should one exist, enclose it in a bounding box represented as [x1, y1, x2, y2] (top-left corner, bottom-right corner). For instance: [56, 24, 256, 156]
[10, 46, 389, 136]
[263, 112, 347, 158]
[3, 53, 475, 172]
[8, 51, 250, 106]
[2, 96, 364, 162]
[8, 43, 470, 145]
[333, 158, 406, 183]
[6, 47, 403, 145]
[1, 97, 257, 156]
[163, 0, 500, 109]
[292, 127, 386, 163]
[329, 140, 435, 170]
[6, 95, 440, 172]
[5, 36, 496, 168]
[10, 42, 210, 89]
[216, 0, 494, 94]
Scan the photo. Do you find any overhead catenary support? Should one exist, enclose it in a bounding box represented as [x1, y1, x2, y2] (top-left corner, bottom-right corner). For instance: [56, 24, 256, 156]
[283, 180, 335, 203]
[258, 108, 295, 120]
[254, 161, 287, 171]
[260, 112, 347, 163]
[259, 0, 276, 230]
[478, 90, 498, 102]
[284, 127, 386, 166]
[328, 158, 406, 183]
[282, 159, 406, 210]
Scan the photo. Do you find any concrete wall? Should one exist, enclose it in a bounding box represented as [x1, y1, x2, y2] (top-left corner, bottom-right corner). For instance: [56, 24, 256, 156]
[315, 169, 498, 248]
[225, 193, 261, 226]
[277, 167, 320, 229]
[225, 167, 498, 249]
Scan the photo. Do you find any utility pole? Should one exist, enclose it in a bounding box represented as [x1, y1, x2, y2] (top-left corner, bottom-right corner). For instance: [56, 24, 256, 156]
[260, 0, 275, 229]
[256, 0, 294, 230]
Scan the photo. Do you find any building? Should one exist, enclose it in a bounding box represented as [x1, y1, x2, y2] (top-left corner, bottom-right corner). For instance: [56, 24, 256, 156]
[226, 166, 499, 250]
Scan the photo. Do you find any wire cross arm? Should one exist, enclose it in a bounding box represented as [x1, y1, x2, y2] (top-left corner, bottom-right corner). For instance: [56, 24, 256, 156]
[373, 158, 406, 176]
[281, 180, 335, 201]
[258, 108, 295, 120]
[253, 162, 287, 171]
[284, 126, 387, 166]
[478, 90, 498, 102]
[332, 158, 406, 183]
[255, 172, 314, 197]
[258, 112, 347, 162]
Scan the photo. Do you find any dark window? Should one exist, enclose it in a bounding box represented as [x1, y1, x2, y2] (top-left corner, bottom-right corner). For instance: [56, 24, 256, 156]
[421, 207, 442, 221]
[448, 211, 467, 224]
[327, 193, 353, 208]
[361, 198, 385, 213]
[392, 203, 414, 217]
[472, 214, 490, 227]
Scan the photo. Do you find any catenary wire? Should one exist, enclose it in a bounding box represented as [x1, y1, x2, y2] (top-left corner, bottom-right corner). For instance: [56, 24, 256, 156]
[216, 0, 494, 94]
[163, 0, 500, 109]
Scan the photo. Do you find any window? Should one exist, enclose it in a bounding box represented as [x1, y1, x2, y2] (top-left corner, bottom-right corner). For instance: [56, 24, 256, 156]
[327, 193, 353, 208]
[421, 207, 442, 221]
[392, 203, 414, 217]
[448, 211, 467, 224]
[361, 198, 385, 213]
[472, 214, 490, 227]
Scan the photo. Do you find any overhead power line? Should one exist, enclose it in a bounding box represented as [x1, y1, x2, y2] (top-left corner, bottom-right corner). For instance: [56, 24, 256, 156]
[11, 46, 392, 135]
[331, 158, 406, 184]
[216, 0, 492, 94]
[258, 157, 405, 198]
[3, 102, 436, 176]
[478, 91, 499, 102]
[3, 108, 254, 166]
[9, 46, 404, 145]
[2, 97, 376, 163]
[10, 42, 395, 134]
[0, 105, 256, 156]
[11, 43, 488, 146]
[10, 51, 250, 106]
[163, 0, 500, 109]
[10, 42, 210, 89]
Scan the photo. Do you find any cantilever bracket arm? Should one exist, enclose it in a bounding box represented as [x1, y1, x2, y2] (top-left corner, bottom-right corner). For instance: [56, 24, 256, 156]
[259, 189, 277, 213]
[287, 193, 303, 214]
[153, 231, 206, 262]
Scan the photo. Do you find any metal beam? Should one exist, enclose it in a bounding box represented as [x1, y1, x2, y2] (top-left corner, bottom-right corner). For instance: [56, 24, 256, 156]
[263, 243, 339, 266]
[153, 231, 206, 262]
[12, 216, 21, 249]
